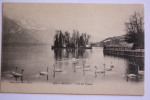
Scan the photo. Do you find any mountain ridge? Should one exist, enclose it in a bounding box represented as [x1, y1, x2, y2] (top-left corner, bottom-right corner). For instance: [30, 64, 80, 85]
[2, 16, 54, 46]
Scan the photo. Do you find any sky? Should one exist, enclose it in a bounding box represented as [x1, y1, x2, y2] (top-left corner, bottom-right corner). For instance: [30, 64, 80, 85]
[3, 3, 144, 43]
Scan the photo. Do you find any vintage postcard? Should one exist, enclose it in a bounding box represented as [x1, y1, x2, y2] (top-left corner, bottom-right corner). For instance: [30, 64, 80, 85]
[1, 3, 144, 95]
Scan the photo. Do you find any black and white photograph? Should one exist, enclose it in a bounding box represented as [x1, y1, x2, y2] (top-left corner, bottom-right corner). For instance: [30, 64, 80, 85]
[1, 3, 144, 95]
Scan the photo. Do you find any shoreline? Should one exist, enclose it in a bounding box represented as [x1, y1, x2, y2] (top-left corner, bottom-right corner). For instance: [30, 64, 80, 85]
[51, 46, 92, 49]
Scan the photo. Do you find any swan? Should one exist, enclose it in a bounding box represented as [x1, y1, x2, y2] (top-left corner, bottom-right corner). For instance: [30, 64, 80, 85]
[53, 65, 63, 77]
[13, 69, 24, 82]
[83, 62, 91, 71]
[54, 69, 62, 72]
[40, 67, 49, 75]
[73, 62, 83, 69]
[104, 64, 112, 71]
[110, 62, 114, 68]
[11, 67, 17, 75]
[95, 66, 105, 73]
[75, 65, 83, 69]
[83, 61, 90, 68]
[126, 65, 144, 81]
[138, 66, 144, 75]
[76, 65, 83, 69]
[84, 65, 90, 68]
[101, 63, 112, 71]
[126, 67, 137, 81]
[127, 74, 137, 77]
[53, 65, 63, 72]
[72, 58, 77, 63]
[83, 67, 92, 71]
[127, 74, 138, 81]
[14, 69, 24, 77]
[105, 67, 112, 71]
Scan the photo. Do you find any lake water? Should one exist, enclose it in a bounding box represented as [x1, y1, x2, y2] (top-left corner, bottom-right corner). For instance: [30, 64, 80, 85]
[1, 45, 144, 85]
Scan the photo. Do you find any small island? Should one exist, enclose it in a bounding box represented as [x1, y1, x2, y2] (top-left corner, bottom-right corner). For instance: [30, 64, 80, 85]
[51, 30, 92, 49]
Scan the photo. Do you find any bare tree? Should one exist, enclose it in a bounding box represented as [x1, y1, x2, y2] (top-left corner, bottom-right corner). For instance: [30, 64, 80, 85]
[124, 12, 144, 49]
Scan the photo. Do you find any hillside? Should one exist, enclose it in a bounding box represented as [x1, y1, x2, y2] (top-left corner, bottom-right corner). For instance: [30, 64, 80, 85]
[91, 35, 133, 47]
[2, 16, 40, 45]
[2, 16, 54, 46]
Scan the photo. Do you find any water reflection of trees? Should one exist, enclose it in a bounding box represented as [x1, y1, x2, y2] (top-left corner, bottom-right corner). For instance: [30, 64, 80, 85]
[53, 48, 90, 60]
[104, 53, 144, 81]
[104, 54, 144, 69]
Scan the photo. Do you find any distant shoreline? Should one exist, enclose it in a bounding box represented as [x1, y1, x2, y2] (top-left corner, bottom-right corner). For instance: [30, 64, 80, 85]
[51, 46, 92, 49]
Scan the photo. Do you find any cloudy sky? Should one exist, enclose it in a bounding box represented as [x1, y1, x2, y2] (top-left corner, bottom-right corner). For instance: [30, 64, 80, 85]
[3, 3, 144, 43]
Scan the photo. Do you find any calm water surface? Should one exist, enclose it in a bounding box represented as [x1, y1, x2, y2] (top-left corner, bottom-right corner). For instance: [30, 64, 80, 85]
[1, 46, 144, 84]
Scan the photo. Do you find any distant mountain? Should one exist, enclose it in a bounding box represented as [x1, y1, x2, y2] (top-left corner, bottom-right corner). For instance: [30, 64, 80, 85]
[2, 16, 54, 46]
[17, 19, 49, 30]
[91, 35, 133, 47]
[2, 16, 39, 45]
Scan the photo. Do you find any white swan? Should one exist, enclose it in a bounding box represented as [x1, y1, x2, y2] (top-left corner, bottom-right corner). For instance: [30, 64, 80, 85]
[105, 67, 112, 71]
[95, 66, 105, 73]
[102, 63, 113, 71]
[84, 65, 90, 68]
[138, 66, 144, 75]
[83, 62, 91, 71]
[127, 74, 138, 81]
[14, 70, 24, 77]
[53, 65, 63, 77]
[13, 69, 24, 82]
[76, 66, 83, 69]
[83, 61, 90, 68]
[83, 67, 92, 71]
[11, 67, 17, 75]
[54, 69, 62, 72]
[53, 65, 63, 72]
[40, 67, 48, 75]
[127, 74, 138, 80]
[105, 64, 112, 71]
[73, 62, 83, 69]
[72, 58, 78, 63]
